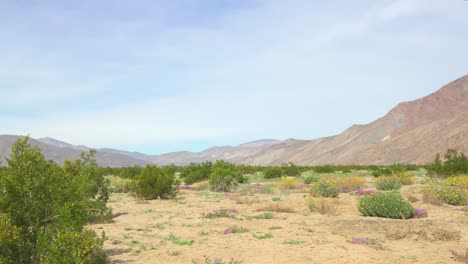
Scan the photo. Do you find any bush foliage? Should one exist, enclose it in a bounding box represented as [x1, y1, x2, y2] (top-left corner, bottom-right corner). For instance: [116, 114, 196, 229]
[132, 165, 177, 199]
[310, 180, 340, 198]
[358, 191, 414, 219]
[209, 161, 245, 192]
[0, 137, 108, 263]
[375, 177, 401, 191]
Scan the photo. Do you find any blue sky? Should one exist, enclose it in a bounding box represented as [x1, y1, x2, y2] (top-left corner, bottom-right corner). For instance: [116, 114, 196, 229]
[1, 0, 467, 154]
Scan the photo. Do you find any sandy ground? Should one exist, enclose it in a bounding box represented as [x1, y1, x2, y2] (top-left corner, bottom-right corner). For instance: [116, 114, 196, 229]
[90, 181, 467, 264]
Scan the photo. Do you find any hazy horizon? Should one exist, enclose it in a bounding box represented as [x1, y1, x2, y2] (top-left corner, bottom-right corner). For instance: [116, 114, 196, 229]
[1, 1, 467, 154]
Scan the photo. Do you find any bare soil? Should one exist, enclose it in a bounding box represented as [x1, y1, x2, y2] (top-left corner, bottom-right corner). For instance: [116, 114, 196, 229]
[90, 182, 467, 264]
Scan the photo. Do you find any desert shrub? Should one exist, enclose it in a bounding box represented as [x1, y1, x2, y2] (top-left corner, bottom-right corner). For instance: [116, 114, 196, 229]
[277, 177, 299, 190]
[0, 137, 108, 263]
[303, 174, 320, 184]
[0, 213, 21, 264]
[342, 168, 352, 173]
[427, 149, 468, 177]
[307, 197, 339, 215]
[423, 179, 467, 206]
[209, 161, 244, 192]
[335, 177, 365, 192]
[264, 167, 283, 179]
[280, 162, 300, 177]
[358, 191, 414, 219]
[392, 172, 415, 185]
[310, 180, 339, 198]
[313, 165, 336, 173]
[106, 175, 132, 193]
[375, 177, 401, 191]
[371, 167, 393, 177]
[133, 165, 177, 199]
[181, 161, 212, 185]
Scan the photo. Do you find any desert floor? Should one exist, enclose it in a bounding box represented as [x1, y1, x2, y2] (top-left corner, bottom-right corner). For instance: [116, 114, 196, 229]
[90, 176, 467, 264]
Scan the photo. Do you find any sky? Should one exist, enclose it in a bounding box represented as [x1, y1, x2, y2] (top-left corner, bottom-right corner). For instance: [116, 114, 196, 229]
[1, 0, 467, 154]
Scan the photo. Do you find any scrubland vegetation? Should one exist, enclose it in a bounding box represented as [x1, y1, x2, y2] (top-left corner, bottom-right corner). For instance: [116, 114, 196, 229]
[1, 140, 467, 263]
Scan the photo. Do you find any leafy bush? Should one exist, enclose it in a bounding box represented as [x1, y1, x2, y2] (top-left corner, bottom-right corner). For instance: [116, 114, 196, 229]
[303, 174, 320, 184]
[181, 161, 212, 185]
[310, 180, 339, 198]
[209, 161, 244, 192]
[313, 165, 336, 173]
[392, 172, 415, 185]
[264, 167, 283, 179]
[427, 149, 468, 177]
[280, 162, 300, 177]
[371, 167, 394, 177]
[133, 165, 177, 199]
[358, 191, 414, 219]
[0, 137, 108, 263]
[423, 178, 467, 206]
[276, 177, 299, 190]
[375, 177, 401, 191]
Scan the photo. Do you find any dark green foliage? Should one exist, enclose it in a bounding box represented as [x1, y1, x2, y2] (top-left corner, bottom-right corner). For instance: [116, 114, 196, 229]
[0, 137, 108, 263]
[264, 167, 282, 179]
[375, 177, 401, 191]
[133, 165, 177, 199]
[311, 180, 339, 198]
[280, 162, 300, 177]
[209, 161, 244, 192]
[303, 174, 320, 184]
[181, 161, 212, 185]
[313, 165, 336, 173]
[371, 167, 394, 177]
[426, 149, 468, 177]
[358, 191, 414, 219]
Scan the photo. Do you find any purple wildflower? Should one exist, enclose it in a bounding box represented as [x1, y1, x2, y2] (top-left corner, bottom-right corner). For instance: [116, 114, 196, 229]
[355, 189, 376, 196]
[412, 208, 428, 218]
[461, 206, 468, 212]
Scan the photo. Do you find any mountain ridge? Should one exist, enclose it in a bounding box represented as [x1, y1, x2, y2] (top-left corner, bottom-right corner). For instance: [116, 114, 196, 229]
[1, 74, 467, 167]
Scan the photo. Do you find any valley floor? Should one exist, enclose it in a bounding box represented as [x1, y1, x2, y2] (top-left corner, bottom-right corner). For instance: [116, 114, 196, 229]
[90, 180, 467, 264]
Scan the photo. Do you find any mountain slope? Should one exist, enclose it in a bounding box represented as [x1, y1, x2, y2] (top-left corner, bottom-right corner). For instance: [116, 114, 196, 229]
[1, 75, 466, 166]
[236, 74, 468, 165]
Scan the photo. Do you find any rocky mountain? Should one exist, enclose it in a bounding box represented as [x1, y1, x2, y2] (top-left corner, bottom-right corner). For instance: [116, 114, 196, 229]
[236, 74, 468, 165]
[1, 75, 466, 166]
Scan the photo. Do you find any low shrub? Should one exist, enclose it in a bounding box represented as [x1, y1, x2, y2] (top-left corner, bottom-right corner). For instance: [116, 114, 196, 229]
[307, 197, 339, 215]
[224, 226, 247, 234]
[423, 179, 467, 206]
[375, 177, 401, 191]
[264, 167, 283, 179]
[335, 177, 365, 192]
[358, 191, 414, 219]
[303, 174, 320, 184]
[201, 208, 238, 219]
[107, 175, 132, 193]
[209, 161, 244, 192]
[252, 232, 273, 239]
[277, 177, 299, 190]
[310, 180, 339, 198]
[450, 248, 468, 263]
[392, 172, 415, 185]
[132, 165, 177, 199]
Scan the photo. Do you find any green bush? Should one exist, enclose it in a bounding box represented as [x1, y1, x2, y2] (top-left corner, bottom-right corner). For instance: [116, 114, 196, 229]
[358, 191, 414, 219]
[311, 180, 339, 198]
[133, 165, 177, 199]
[264, 167, 282, 179]
[303, 174, 320, 184]
[181, 161, 212, 185]
[280, 162, 300, 177]
[208, 161, 245, 192]
[0, 137, 108, 263]
[426, 149, 468, 177]
[375, 177, 401, 191]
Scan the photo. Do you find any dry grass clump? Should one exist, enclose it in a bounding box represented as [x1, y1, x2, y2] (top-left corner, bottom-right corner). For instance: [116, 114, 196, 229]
[385, 223, 461, 241]
[405, 194, 420, 203]
[276, 177, 299, 191]
[255, 203, 297, 213]
[195, 181, 210, 191]
[229, 194, 260, 205]
[307, 197, 339, 215]
[393, 172, 416, 185]
[335, 176, 365, 192]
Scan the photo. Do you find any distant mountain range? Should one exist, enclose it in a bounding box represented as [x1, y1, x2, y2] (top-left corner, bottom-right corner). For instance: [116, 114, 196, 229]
[1, 75, 467, 167]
